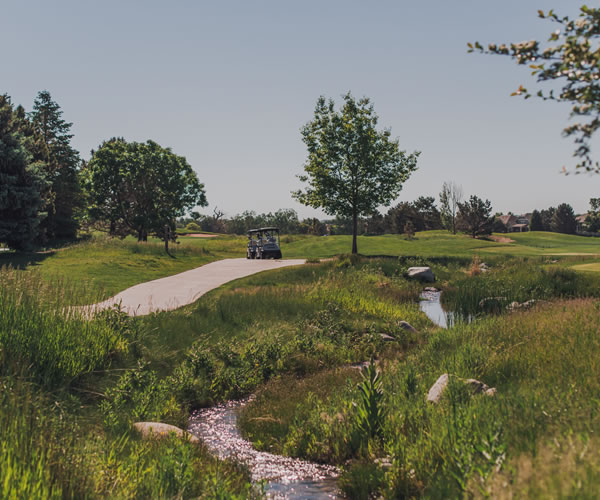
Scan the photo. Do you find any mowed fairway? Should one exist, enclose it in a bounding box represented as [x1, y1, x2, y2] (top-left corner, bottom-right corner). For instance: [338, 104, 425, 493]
[283, 230, 600, 259]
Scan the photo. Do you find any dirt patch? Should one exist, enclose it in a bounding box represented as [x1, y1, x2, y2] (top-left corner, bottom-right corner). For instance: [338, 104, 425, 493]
[488, 235, 515, 243]
[187, 233, 218, 238]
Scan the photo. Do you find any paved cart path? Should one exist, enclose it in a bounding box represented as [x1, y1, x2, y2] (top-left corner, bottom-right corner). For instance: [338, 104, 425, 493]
[86, 258, 307, 316]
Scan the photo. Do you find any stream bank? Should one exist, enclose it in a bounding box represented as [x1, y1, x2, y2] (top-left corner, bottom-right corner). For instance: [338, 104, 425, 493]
[188, 398, 340, 499]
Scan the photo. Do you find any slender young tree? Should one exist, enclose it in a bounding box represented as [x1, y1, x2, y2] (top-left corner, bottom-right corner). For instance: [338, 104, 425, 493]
[0, 95, 47, 250]
[30, 90, 82, 240]
[439, 181, 463, 234]
[293, 93, 419, 254]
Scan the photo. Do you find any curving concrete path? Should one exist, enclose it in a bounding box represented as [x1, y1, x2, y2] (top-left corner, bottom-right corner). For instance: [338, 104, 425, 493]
[86, 258, 307, 316]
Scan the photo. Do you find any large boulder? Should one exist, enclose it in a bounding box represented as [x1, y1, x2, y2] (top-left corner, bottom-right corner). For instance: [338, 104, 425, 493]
[134, 422, 200, 443]
[407, 267, 435, 282]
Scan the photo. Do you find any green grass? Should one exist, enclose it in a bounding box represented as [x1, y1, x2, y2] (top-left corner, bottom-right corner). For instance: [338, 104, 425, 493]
[249, 299, 600, 498]
[4, 231, 600, 497]
[571, 261, 600, 272]
[3, 231, 598, 306]
[136, 258, 429, 407]
[442, 258, 600, 317]
[0, 265, 258, 499]
[234, 258, 600, 497]
[0, 234, 246, 303]
[283, 231, 600, 259]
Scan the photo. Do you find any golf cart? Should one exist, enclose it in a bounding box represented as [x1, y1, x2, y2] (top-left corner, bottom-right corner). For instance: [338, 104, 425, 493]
[247, 227, 282, 259]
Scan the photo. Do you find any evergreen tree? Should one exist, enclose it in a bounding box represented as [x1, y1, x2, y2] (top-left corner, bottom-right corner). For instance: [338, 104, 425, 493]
[529, 209, 543, 231]
[0, 95, 47, 250]
[30, 90, 82, 240]
[551, 203, 577, 234]
[456, 195, 494, 238]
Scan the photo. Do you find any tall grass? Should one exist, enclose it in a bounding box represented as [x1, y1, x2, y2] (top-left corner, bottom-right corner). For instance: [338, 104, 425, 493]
[259, 299, 600, 497]
[0, 267, 134, 387]
[0, 265, 258, 498]
[443, 259, 600, 317]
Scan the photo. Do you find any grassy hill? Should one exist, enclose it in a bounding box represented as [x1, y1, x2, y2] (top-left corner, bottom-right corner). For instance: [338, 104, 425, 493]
[283, 230, 600, 259]
[0, 235, 246, 303]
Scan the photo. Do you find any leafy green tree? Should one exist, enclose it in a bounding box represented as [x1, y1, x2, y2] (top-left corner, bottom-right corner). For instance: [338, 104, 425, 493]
[267, 208, 300, 234]
[0, 95, 47, 250]
[30, 91, 82, 240]
[457, 195, 494, 238]
[540, 207, 556, 231]
[530, 209, 544, 231]
[587, 198, 600, 232]
[551, 203, 577, 234]
[293, 93, 419, 254]
[439, 181, 463, 234]
[85, 138, 207, 253]
[470, 6, 600, 172]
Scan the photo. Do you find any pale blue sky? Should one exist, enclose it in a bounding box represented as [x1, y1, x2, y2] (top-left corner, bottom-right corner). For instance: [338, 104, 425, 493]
[3, 1, 595, 218]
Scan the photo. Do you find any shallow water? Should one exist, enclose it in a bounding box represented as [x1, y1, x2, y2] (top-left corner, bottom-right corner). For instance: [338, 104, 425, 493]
[419, 290, 472, 328]
[419, 290, 452, 328]
[188, 398, 341, 499]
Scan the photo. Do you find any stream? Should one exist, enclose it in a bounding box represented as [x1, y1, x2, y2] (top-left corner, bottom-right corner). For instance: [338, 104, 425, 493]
[187, 290, 453, 499]
[188, 397, 340, 499]
[418, 289, 468, 328]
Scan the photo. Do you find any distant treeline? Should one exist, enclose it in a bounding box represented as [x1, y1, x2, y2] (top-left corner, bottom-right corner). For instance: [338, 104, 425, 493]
[183, 195, 599, 238]
[179, 196, 447, 236]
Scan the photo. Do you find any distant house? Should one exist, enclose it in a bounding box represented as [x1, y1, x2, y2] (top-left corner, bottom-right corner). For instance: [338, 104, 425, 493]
[497, 213, 530, 232]
[576, 214, 589, 232]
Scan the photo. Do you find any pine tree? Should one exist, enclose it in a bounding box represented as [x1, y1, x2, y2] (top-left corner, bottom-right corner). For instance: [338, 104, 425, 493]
[529, 210, 543, 231]
[456, 195, 494, 238]
[30, 90, 82, 240]
[0, 95, 47, 250]
[551, 203, 577, 234]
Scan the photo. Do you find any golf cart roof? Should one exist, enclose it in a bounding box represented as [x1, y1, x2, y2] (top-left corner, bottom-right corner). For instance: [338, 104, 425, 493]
[248, 227, 280, 234]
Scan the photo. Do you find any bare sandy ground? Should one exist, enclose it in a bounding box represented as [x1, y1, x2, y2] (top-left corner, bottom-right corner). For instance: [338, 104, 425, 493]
[85, 258, 306, 316]
[488, 235, 516, 244]
[186, 233, 218, 238]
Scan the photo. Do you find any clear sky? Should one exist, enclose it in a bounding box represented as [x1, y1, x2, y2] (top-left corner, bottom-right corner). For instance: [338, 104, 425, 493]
[3, 1, 596, 218]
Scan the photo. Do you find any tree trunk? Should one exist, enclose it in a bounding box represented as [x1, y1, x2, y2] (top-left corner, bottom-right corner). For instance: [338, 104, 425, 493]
[352, 212, 358, 254]
[164, 224, 173, 257]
